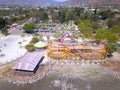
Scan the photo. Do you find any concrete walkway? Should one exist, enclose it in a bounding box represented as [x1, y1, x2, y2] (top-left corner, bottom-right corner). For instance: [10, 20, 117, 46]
[0, 35, 32, 65]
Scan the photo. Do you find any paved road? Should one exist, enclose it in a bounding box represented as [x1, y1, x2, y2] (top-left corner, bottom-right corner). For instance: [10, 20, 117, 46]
[9, 26, 24, 35]
[8, 18, 34, 35]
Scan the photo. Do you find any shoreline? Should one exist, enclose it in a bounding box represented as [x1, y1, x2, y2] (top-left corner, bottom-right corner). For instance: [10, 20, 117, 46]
[5, 62, 53, 84]
[0, 59, 120, 84]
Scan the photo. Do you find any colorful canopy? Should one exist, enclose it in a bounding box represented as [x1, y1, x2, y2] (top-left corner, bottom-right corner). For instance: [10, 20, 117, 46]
[13, 52, 43, 71]
[34, 41, 47, 48]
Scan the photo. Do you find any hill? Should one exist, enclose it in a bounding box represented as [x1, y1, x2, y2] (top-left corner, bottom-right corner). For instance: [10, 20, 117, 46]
[0, 0, 120, 6]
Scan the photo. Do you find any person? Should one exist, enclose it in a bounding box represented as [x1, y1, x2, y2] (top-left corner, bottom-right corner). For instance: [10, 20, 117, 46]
[4, 43, 7, 47]
[0, 43, 2, 48]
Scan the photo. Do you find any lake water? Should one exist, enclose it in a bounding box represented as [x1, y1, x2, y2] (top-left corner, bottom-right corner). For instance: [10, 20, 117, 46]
[0, 66, 120, 90]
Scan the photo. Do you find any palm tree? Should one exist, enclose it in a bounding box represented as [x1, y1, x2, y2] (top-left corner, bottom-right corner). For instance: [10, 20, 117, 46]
[20, 34, 25, 41]
[18, 42, 22, 48]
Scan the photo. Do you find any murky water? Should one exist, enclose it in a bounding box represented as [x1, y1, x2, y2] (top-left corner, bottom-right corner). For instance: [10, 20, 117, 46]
[0, 66, 120, 90]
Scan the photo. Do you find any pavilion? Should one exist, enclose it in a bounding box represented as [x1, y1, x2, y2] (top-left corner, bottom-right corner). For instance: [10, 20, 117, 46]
[13, 52, 44, 74]
[34, 41, 47, 50]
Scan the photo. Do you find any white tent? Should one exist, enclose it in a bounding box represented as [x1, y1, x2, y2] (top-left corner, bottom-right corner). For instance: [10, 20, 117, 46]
[49, 36, 56, 40]
[42, 36, 47, 41]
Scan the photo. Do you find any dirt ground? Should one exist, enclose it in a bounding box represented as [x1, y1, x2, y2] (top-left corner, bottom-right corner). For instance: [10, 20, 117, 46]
[0, 60, 18, 79]
[0, 52, 120, 82]
[102, 52, 120, 70]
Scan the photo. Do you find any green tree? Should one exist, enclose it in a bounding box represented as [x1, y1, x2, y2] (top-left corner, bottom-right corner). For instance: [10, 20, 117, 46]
[0, 18, 6, 29]
[68, 9, 75, 20]
[33, 33, 43, 40]
[108, 23, 120, 39]
[1, 27, 8, 36]
[22, 22, 37, 33]
[50, 10, 58, 22]
[58, 9, 66, 23]
[20, 34, 25, 41]
[92, 22, 100, 30]
[75, 19, 94, 34]
[107, 18, 119, 29]
[98, 9, 115, 20]
[107, 43, 117, 54]
[83, 33, 90, 38]
[106, 32, 119, 43]
[9, 16, 17, 22]
[18, 15, 25, 21]
[18, 42, 22, 48]
[75, 7, 84, 17]
[30, 37, 39, 44]
[31, 8, 48, 22]
[111, 23, 120, 34]
[94, 29, 107, 40]
[95, 29, 119, 43]
[83, 11, 93, 21]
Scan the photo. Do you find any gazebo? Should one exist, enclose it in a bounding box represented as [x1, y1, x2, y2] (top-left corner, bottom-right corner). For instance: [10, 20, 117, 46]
[34, 41, 47, 50]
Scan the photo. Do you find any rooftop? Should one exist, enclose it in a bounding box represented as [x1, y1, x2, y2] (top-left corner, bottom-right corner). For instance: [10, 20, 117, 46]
[13, 52, 44, 71]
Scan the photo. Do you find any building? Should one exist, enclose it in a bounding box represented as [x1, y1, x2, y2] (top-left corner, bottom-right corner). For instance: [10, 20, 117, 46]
[13, 52, 44, 74]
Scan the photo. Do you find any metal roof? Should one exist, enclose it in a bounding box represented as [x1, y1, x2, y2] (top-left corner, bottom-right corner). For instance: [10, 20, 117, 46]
[13, 52, 43, 71]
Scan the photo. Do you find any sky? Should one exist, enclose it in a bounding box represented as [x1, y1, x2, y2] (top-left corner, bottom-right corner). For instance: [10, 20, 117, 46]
[53, 0, 69, 2]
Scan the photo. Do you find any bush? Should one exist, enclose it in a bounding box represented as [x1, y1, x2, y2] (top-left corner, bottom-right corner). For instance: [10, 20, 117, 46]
[18, 41, 22, 44]
[30, 37, 39, 44]
[25, 44, 35, 52]
[108, 43, 117, 54]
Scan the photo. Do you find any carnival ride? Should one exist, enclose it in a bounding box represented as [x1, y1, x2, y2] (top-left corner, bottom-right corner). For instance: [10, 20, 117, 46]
[47, 32, 107, 60]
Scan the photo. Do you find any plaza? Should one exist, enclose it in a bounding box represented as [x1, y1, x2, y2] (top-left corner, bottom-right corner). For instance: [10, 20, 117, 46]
[0, 35, 32, 65]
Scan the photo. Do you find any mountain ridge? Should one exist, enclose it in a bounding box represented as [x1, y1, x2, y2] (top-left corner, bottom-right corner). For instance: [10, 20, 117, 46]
[0, 0, 120, 6]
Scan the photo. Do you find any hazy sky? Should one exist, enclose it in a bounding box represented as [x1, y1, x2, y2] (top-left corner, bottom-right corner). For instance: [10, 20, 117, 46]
[53, 0, 69, 2]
